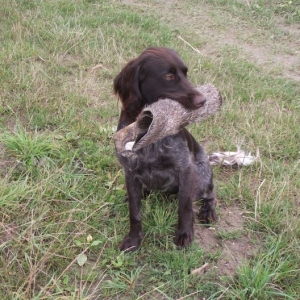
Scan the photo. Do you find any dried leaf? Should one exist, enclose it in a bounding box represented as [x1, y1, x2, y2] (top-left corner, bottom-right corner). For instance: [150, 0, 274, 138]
[76, 253, 87, 266]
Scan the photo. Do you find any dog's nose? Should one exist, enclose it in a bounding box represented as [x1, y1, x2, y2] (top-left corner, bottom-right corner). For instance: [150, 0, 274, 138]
[194, 93, 206, 108]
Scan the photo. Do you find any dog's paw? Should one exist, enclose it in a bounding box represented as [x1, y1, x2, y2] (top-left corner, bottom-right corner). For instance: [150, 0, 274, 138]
[174, 229, 194, 248]
[198, 203, 217, 224]
[119, 234, 142, 252]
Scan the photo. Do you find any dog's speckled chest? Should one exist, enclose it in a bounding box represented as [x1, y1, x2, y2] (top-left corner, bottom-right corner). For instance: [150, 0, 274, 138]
[118, 134, 192, 192]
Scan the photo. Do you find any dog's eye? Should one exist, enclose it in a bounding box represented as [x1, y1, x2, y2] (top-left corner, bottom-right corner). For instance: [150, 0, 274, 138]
[165, 74, 175, 80]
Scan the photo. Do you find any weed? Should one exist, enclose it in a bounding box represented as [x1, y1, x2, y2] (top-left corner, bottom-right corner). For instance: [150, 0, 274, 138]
[225, 236, 300, 299]
[1, 127, 62, 171]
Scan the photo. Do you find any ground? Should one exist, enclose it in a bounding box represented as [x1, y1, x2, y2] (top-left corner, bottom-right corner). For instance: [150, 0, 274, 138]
[120, 0, 300, 280]
[1, 0, 300, 299]
[195, 204, 257, 277]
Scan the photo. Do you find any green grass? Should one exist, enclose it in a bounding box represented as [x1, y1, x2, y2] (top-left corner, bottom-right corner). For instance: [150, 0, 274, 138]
[226, 235, 300, 299]
[0, 0, 300, 299]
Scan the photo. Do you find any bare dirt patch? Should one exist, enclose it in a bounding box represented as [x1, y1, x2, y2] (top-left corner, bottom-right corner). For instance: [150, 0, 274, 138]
[122, 0, 300, 81]
[0, 144, 17, 177]
[195, 205, 258, 277]
[200, 31, 300, 81]
[0, 222, 18, 244]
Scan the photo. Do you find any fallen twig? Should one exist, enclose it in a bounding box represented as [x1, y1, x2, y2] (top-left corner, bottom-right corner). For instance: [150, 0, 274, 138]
[177, 35, 204, 55]
[191, 262, 209, 276]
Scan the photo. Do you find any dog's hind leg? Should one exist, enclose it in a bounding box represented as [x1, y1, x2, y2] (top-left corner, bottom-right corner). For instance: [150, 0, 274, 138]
[195, 160, 218, 224]
[198, 190, 217, 224]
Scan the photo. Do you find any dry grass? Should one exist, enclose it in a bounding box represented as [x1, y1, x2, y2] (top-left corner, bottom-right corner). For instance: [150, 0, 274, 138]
[0, 0, 300, 299]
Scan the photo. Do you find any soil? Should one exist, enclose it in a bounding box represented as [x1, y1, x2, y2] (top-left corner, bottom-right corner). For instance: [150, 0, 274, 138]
[194, 205, 258, 277]
[0, 222, 18, 244]
[0, 143, 16, 177]
[1, 0, 293, 288]
[119, 0, 298, 278]
[122, 0, 300, 81]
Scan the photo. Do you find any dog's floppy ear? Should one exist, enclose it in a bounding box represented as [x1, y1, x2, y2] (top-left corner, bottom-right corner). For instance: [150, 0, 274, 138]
[114, 58, 144, 120]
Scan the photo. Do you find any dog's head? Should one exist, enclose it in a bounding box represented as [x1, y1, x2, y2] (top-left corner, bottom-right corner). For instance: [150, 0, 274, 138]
[114, 47, 206, 120]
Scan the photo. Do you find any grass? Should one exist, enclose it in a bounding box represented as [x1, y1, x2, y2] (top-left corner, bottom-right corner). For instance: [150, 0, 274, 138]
[226, 235, 300, 299]
[0, 0, 300, 299]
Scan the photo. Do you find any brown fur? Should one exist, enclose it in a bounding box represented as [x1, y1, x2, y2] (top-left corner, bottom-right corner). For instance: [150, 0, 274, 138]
[114, 47, 217, 251]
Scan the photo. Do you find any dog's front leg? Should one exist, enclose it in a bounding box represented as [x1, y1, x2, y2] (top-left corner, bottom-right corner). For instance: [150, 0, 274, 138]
[119, 173, 143, 252]
[174, 167, 195, 248]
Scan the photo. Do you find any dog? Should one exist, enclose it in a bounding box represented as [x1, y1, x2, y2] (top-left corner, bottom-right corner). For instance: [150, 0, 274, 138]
[114, 47, 217, 251]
